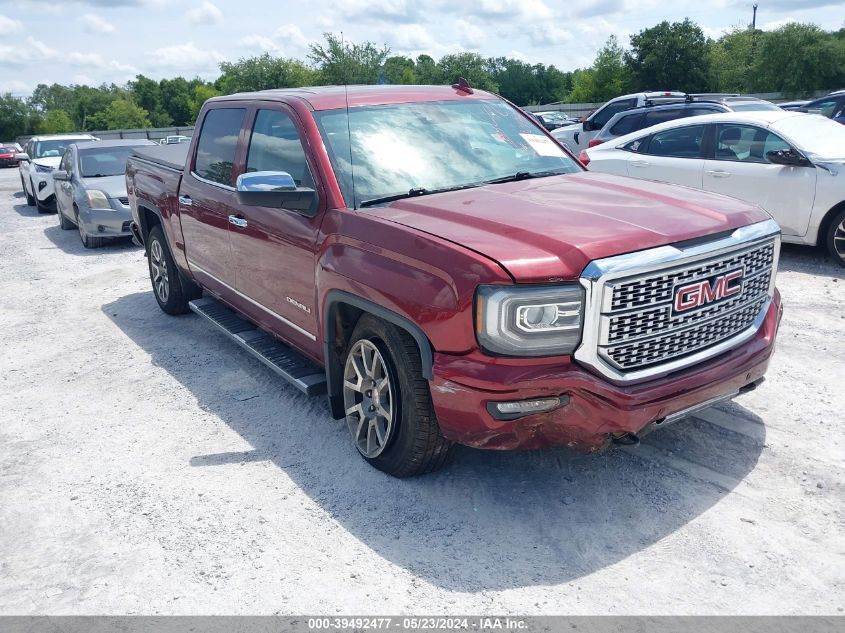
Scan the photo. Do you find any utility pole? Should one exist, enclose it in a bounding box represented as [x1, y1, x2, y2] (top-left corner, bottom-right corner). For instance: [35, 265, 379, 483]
[751, 3, 758, 30]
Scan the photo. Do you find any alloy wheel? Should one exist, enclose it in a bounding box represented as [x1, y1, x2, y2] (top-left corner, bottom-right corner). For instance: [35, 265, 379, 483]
[149, 239, 170, 303]
[835, 218, 845, 260]
[343, 339, 394, 458]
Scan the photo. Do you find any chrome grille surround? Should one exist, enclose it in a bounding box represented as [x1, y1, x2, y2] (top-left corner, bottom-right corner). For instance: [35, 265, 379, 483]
[574, 219, 780, 384]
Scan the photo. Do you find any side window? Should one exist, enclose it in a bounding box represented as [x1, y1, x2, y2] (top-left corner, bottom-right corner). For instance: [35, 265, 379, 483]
[715, 124, 781, 163]
[194, 108, 246, 186]
[610, 113, 642, 136]
[623, 137, 645, 153]
[809, 99, 838, 118]
[642, 108, 684, 128]
[245, 109, 312, 187]
[645, 125, 706, 158]
[684, 107, 721, 117]
[592, 99, 635, 129]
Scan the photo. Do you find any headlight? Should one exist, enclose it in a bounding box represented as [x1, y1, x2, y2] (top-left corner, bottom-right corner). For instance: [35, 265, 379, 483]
[86, 190, 110, 208]
[476, 284, 584, 356]
[34, 163, 53, 174]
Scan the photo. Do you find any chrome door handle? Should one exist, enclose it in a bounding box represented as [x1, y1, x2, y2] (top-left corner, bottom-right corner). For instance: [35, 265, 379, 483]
[630, 160, 651, 168]
[228, 215, 248, 228]
[178, 195, 192, 205]
[706, 170, 730, 178]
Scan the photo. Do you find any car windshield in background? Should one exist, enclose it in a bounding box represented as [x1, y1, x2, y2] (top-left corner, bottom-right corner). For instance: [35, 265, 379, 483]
[79, 146, 137, 177]
[729, 102, 782, 111]
[314, 99, 580, 208]
[1, 147, 16, 153]
[773, 115, 845, 159]
[35, 139, 88, 159]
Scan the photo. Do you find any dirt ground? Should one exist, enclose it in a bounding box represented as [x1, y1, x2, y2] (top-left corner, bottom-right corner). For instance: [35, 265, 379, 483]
[0, 166, 842, 615]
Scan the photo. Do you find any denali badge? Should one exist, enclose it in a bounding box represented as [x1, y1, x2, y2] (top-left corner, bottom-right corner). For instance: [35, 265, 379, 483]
[286, 296, 311, 314]
[673, 269, 743, 313]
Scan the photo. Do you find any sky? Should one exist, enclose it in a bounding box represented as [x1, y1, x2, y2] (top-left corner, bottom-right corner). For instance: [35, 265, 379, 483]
[0, 0, 841, 97]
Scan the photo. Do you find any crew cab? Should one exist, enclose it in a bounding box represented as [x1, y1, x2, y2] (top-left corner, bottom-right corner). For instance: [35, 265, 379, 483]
[126, 85, 782, 477]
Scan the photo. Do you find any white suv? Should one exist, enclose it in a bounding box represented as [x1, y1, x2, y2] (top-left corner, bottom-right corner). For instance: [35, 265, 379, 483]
[19, 134, 97, 212]
[552, 91, 687, 154]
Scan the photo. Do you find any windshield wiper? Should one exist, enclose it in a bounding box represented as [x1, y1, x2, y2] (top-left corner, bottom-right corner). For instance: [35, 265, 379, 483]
[359, 182, 483, 208]
[484, 169, 568, 185]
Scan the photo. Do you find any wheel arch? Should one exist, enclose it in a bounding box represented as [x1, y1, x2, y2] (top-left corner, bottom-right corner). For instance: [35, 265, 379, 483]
[816, 200, 845, 247]
[322, 290, 434, 419]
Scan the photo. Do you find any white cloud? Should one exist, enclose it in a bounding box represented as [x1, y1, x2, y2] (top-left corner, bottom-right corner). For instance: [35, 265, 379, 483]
[477, 0, 553, 21]
[527, 23, 573, 46]
[273, 24, 309, 52]
[0, 79, 30, 96]
[147, 42, 224, 73]
[507, 49, 530, 62]
[238, 34, 281, 54]
[66, 51, 137, 74]
[80, 13, 116, 34]
[0, 36, 57, 67]
[387, 24, 435, 50]
[72, 74, 97, 86]
[185, 1, 223, 25]
[335, 0, 418, 22]
[0, 13, 23, 32]
[454, 19, 485, 49]
[761, 17, 798, 30]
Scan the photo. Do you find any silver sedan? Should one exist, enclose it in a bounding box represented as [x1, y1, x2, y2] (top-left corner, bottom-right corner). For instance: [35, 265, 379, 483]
[53, 139, 156, 248]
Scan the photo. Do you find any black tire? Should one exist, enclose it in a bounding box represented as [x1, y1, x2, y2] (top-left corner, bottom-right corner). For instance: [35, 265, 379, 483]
[342, 315, 452, 477]
[825, 208, 845, 267]
[147, 225, 200, 314]
[23, 176, 35, 206]
[75, 207, 104, 248]
[57, 205, 74, 230]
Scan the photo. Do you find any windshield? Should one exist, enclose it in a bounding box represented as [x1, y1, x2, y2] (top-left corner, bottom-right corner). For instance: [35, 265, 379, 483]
[730, 102, 782, 112]
[79, 146, 137, 177]
[314, 99, 581, 208]
[34, 138, 89, 159]
[1, 147, 16, 153]
[773, 114, 845, 159]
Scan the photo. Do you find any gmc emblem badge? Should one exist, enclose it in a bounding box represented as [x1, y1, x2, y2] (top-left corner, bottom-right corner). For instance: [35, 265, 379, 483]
[673, 269, 743, 313]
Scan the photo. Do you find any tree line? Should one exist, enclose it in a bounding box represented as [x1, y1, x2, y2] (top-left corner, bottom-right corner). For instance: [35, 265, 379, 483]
[2, 21, 844, 141]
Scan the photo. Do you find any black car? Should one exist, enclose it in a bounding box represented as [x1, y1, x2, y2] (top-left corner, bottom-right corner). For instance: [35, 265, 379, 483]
[791, 91, 845, 124]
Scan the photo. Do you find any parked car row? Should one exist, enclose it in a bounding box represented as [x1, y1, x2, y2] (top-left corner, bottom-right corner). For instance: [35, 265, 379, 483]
[15, 135, 155, 247]
[780, 89, 845, 124]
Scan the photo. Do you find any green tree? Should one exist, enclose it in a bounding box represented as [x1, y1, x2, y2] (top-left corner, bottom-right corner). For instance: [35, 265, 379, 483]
[625, 19, 711, 92]
[37, 109, 75, 133]
[308, 32, 390, 84]
[216, 54, 317, 93]
[158, 77, 194, 126]
[0, 93, 34, 140]
[488, 58, 573, 105]
[86, 99, 151, 130]
[707, 27, 755, 93]
[436, 52, 498, 92]
[383, 56, 416, 84]
[414, 54, 441, 84]
[753, 23, 845, 96]
[189, 84, 222, 121]
[129, 75, 172, 127]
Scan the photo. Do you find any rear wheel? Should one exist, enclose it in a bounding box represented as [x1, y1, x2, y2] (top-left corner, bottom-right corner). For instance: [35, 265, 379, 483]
[147, 225, 200, 314]
[826, 209, 845, 267]
[342, 315, 451, 477]
[23, 176, 35, 206]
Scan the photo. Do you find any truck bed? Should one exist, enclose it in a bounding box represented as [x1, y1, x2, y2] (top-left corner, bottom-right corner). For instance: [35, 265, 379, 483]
[130, 143, 189, 172]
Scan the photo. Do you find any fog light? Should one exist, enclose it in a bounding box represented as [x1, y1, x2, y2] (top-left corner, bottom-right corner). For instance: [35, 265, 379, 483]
[487, 396, 567, 421]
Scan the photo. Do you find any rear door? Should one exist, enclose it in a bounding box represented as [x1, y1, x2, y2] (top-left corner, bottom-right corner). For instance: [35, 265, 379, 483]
[227, 105, 324, 350]
[626, 123, 707, 188]
[178, 106, 247, 293]
[702, 123, 816, 237]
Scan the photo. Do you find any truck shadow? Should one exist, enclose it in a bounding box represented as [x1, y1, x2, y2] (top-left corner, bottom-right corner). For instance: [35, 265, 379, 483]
[12, 201, 41, 218]
[104, 291, 766, 592]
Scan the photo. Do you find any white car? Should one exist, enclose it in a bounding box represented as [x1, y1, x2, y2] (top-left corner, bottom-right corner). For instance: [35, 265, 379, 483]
[19, 134, 98, 212]
[581, 110, 845, 265]
[551, 91, 687, 154]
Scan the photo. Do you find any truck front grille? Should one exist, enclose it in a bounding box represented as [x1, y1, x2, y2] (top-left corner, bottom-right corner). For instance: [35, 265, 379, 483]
[599, 240, 775, 371]
[574, 220, 780, 383]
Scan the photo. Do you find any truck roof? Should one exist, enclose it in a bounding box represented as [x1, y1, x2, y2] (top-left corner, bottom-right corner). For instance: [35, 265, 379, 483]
[208, 84, 499, 111]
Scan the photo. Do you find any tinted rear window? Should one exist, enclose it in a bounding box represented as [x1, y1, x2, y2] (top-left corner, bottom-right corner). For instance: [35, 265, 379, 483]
[609, 113, 642, 136]
[642, 108, 684, 128]
[194, 108, 245, 186]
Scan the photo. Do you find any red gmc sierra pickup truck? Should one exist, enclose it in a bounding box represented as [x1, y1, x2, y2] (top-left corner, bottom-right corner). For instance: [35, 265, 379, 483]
[126, 84, 783, 477]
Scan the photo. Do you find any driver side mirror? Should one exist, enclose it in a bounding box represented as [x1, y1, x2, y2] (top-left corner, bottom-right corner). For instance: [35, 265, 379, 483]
[582, 120, 595, 132]
[235, 171, 318, 216]
[52, 170, 70, 181]
[16, 153, 30, 163]
[766, 148, 811, 167]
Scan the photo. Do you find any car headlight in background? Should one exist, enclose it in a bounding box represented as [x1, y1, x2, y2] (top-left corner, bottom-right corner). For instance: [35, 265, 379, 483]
[34, 164, 53, 174]
[476, 284, 584, 356]
[86, 190, 111, 209]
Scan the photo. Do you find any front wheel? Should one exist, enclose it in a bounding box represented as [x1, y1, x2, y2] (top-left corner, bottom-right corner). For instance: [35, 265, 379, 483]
[76, 207, 103, 248]
[342, 315, 452, 477]
[826, 209, 845, 267]
[147, 225, 199, 314]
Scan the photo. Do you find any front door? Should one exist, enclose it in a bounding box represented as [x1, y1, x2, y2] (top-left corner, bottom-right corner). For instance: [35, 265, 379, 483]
[227, 106, 324, 352]
[178, 107, 247, 293]
[702, 123, 817, 237]
[626, 123, 707, 189]
[55, 148, 75, 218]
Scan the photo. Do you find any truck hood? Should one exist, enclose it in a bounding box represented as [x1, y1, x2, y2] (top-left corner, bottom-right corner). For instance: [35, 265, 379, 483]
[368, 172, 772, 282]
[80, 175, 126, 199]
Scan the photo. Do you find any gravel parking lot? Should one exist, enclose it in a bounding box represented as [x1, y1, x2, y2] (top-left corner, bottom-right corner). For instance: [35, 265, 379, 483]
[0, 165, 843, 615]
